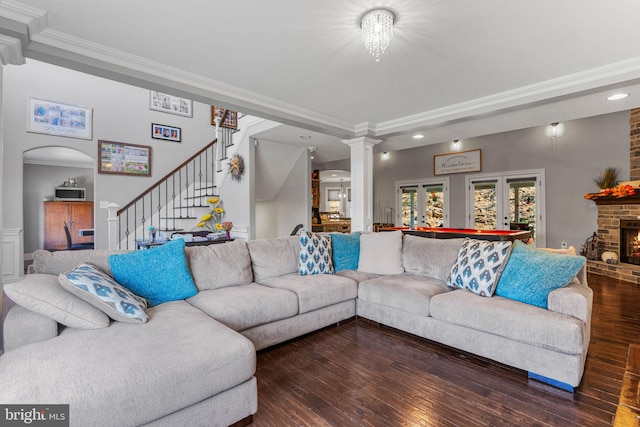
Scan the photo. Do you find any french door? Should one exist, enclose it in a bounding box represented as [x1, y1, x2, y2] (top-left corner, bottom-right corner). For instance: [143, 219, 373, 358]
[396, 178, 450, 228]
[466, 170, 545, 246]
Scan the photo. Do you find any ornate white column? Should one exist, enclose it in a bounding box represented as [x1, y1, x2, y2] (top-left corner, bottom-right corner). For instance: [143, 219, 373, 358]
[342, 136, 380, 232]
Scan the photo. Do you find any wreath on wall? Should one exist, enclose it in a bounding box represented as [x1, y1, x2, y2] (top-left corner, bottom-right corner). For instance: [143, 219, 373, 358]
[228, 154, 245, 181]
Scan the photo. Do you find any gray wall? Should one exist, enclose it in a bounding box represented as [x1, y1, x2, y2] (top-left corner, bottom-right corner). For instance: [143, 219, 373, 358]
[23, 163, 94, 253]
[370, 111, 630, 249]
[3, 59, 217, 249]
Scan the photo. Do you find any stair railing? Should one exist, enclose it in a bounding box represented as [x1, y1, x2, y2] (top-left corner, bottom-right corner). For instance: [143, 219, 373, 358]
[116, 140, 218, 250]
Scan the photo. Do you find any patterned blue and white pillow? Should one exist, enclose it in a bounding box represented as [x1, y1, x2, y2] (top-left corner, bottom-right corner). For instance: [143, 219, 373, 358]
[299, 231, 334, 276]
[446, 239, 512, 297]
[59, 263, 148, 323]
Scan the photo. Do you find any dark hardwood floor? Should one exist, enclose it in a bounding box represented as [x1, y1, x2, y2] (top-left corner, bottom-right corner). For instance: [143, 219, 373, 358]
[253, 273, 640, 426]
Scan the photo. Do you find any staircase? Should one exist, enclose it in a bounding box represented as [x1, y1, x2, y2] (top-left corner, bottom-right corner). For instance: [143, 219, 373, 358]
[112, 113, 281, 250]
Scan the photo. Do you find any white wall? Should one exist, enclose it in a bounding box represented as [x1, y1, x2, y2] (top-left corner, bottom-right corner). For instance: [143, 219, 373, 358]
[3, 59, 217, 250]
[370, 111, 630, 249]
[254, 143, 309, 239]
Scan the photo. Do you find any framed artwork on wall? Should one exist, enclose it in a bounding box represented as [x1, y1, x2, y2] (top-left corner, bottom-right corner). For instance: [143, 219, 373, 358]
[27, 97, 93, 140]
[434, 149, 482, 175]
[149, 91, 192, 117]
[211, 106, 238, 129]
[98, 140, 152, 176]
[151, 123, 181, 142]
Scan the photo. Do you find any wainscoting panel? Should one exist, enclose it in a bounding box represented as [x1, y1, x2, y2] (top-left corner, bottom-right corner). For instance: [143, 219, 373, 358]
[3, 228, 23, 283]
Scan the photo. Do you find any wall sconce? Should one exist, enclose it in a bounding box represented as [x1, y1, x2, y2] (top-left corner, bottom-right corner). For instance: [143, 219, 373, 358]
[381, 151, 390, 160]
[551, 123, 559, 139]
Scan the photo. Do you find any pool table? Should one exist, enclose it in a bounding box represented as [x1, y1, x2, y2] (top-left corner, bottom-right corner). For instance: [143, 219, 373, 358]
[380, 226, 531, 242]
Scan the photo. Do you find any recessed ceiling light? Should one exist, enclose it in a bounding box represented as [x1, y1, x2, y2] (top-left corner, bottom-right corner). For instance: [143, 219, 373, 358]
[412, 134, 424, 139]
[607, 93, 629, 101]
[332, 174, 337, 177]
[300, 135, 312, 139]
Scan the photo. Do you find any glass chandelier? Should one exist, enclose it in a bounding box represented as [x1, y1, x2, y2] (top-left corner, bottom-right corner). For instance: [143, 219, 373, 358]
[361, 9, 395, 62]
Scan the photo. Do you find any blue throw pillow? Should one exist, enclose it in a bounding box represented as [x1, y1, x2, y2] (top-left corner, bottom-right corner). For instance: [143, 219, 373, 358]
[330, 232, 360, 272]
[495, 240, 586, 309]
[108, 239, 197, 307]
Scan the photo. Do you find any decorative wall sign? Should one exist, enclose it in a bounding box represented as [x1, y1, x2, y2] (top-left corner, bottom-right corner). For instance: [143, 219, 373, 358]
[434, 149, 482, 175]
[98, 140, 152, 176]
[27, 98, 93, 140]
[151, 123, 181, 142]
[149, 91, 192, 117]
[211, 106, 238, 129]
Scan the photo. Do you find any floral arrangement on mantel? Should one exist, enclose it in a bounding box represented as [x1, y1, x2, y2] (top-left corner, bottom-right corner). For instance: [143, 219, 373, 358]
[196, 197, 232, 234]
[584, 183, 636, 200]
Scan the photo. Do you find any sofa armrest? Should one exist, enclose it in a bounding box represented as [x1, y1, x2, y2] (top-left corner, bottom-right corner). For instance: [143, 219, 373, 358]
[3, 305, 59, 352]
[547, 280, 593, 326]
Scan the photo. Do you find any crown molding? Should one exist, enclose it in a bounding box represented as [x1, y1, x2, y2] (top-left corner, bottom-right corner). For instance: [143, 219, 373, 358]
[374, 56, 640, 136]
[0, 34, 23, 64]
[0, 0, 46, 35]
[28, 27, 357, 138]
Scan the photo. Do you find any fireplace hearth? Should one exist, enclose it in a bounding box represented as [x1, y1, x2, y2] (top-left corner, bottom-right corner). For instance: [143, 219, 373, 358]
[620, 219, 640, 265]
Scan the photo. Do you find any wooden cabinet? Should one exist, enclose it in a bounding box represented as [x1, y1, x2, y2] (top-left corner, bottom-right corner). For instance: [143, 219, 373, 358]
[44, 201, 94, 250]
[311, 169, 321, 226]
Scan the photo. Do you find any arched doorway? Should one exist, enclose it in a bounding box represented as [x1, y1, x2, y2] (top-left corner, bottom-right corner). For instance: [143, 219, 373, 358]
[22, 147, 95, 254]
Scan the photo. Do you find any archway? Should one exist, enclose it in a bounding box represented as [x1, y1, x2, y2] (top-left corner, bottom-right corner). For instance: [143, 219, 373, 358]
[22, 146, 95, 254]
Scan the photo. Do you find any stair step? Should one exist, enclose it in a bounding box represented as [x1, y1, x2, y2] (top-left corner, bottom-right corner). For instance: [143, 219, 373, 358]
[183, 195, 217, 201]
[161, 216, 197, 220]
[194, 186, 217, 191]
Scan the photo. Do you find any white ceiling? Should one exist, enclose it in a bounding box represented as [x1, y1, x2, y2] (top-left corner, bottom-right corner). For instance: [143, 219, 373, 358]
[3, 1, 640, 164]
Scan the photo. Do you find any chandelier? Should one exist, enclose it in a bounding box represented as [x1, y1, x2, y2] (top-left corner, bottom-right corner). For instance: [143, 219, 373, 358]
[361, 9, 395, 62]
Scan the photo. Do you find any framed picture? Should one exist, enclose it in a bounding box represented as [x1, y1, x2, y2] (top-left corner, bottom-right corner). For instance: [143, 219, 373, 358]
[149, 91, 192, 117]
[151, 123, 181, 142]
[98, 140, 152, 176]
[434, 149, 482, 175]
[211, 106, 238, 129]
[27, 97, 93, 140]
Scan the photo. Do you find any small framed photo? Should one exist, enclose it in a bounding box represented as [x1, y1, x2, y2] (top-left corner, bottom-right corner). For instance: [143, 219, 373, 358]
[98, 140, 152, 177]
[151, 123, 181, 142]
[27, 97, 93, 140]
[211, 106, 238, 129]
[149, 91, 192, 117]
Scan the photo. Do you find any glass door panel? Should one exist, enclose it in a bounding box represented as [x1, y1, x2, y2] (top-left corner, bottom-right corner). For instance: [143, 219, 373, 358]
[423, 184, 444, 227]
[507, 178, 537, 243]
[401, 186, 418, 227]
[471, 181, 498, 230]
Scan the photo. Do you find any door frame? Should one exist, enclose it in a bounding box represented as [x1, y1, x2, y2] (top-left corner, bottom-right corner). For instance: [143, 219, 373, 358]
[395, 177, 450, 227]
[465, 169, 546, 247]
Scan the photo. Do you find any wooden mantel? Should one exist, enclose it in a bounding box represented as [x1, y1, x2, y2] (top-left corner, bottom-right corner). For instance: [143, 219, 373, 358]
[587, 193, 640, 205]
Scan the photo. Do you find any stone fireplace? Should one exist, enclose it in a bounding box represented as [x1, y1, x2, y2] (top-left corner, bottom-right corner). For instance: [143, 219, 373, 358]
[585, 108, 640, 284]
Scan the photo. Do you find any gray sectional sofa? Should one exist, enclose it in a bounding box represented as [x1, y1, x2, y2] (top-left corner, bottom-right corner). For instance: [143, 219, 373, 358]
[0, 232, 592, 426]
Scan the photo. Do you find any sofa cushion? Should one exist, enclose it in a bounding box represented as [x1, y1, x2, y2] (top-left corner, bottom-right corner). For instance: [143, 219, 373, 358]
[31, 249, 116, 276]
[402, 235, 464, 281]
[430, 289, 585, 354]
[259, 273, 357, 314]
[330, 232, 360, 271]
[109, 239, 198, 307]
[0, 300, 256, 427]
[358, 273, 451, 317]
[495, 240, 586, 308]
[298, 230, 334, 275]
[4, 274, 110, 329]
[59, 263, 148, 323]
[358, 231, 404, 275]
[185, 240, 253, 290]
[336, 269, 380, 283]
[187, 283, 298, 331]
[446, 239, 512, 297]
[247, 236, 299, 282]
